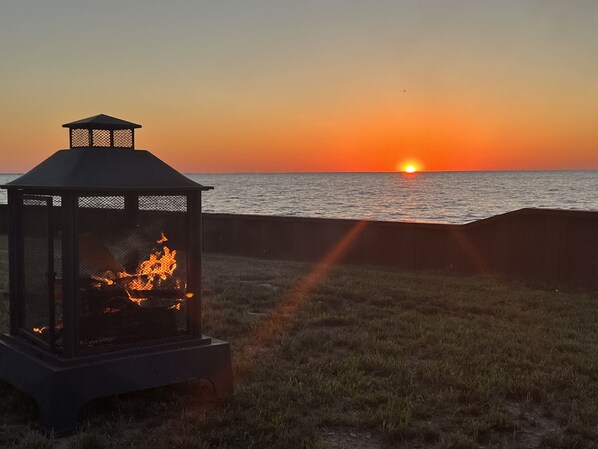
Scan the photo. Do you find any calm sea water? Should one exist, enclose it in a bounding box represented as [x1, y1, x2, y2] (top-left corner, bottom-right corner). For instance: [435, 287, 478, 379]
[1, 171, 597, 224]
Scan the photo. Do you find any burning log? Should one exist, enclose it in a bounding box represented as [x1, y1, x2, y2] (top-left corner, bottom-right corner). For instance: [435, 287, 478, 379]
[128, 289, 185, 300]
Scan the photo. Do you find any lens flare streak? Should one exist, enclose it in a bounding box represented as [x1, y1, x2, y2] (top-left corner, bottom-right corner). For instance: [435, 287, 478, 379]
[238, 220, 369, 369]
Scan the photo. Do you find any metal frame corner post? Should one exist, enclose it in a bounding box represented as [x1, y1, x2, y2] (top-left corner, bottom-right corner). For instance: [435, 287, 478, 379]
[188, 191, 203, 338]
[7, 189, 23, 335]
[61, 192, 79, 358]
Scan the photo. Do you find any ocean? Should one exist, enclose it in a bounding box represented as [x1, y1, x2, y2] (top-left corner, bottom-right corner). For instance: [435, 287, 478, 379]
[1, 171, 597, 224]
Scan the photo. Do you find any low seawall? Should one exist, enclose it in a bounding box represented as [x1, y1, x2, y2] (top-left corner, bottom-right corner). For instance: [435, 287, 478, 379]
[203, 209, 598, 289]
[2, 205, 597, 289]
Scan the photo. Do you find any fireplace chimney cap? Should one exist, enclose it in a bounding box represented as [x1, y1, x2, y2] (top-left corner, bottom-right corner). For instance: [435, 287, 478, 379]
[63, 114, 142, 130]
[63, 114, 141, 149]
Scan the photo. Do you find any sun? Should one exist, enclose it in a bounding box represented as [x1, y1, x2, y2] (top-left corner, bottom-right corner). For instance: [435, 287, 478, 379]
[396, 160, 421, 173]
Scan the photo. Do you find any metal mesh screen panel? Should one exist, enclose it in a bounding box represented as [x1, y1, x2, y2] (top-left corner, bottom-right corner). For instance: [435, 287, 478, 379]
[113, 129, 133, 148]
[139, 195, 187, 212]
[91, 129, 111, 147]
[20, 195, 61, 350]
[70, 129, 89, 147]
[76, 194, 189, 349]
[78, 196, 124, 209]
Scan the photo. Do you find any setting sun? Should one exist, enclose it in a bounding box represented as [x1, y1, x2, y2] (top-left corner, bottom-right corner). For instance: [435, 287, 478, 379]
[397, 161, 421, 173]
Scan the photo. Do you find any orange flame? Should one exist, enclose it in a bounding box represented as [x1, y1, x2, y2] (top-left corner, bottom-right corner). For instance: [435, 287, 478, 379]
[92, 232, 181, 307]
[128, 246, 177, 290]
[32, 327, 47, 334]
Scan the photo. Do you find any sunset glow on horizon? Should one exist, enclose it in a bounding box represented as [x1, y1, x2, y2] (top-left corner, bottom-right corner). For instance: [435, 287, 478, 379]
[1, 1, 597, 173]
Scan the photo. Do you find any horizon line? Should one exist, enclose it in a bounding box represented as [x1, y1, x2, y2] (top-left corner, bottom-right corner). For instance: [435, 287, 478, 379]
[2, 168, 598, 176]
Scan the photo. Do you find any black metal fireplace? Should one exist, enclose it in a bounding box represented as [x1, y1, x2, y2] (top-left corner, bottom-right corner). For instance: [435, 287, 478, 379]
[0, 114, 232, 434]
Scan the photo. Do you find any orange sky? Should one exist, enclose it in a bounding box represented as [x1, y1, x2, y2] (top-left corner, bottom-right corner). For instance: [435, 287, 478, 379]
[1, 1, 597, 173]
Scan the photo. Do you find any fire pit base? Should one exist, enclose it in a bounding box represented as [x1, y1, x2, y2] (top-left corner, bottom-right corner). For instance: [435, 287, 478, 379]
[0, 334, 233, 436]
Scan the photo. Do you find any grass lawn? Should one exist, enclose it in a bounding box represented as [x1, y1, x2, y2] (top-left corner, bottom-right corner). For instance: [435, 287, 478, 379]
[2, 234, 598, 448]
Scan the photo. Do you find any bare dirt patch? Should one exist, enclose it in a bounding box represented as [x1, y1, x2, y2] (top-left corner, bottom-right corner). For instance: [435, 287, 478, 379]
[503, 401, 561, 448]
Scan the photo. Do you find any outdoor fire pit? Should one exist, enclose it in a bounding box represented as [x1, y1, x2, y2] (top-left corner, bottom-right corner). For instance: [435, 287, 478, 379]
[0, 114, 233, 435]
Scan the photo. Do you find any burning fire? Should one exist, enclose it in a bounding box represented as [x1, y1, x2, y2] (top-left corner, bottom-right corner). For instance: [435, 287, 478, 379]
[32, 233, 184, 336]
[92, 231, 180, 303]
[129, 246, 177, 291]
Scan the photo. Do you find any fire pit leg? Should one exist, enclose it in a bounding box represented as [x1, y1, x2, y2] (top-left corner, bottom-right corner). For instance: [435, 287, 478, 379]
[208, 354, 234, 398]
[0, 337, 86, 436]
[29, 375, 89, 436]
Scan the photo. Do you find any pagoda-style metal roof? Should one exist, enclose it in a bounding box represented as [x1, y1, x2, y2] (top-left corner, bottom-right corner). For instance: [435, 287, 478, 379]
[2, 148, 212, 191]
[2, 114, 211, 191]
[63, 114, 142, 130]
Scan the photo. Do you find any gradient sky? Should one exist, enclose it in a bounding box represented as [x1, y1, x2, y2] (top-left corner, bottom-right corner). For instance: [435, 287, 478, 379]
[1, 0, 597, 173]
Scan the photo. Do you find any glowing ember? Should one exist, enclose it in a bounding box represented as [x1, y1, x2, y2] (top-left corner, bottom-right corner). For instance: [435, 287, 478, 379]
[104, 306, 120, 314]
[126, 294, 145, 305]
[33, 327, 47, 334]
[91, 275, 115, 286]
[156, 232, 168, 244]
